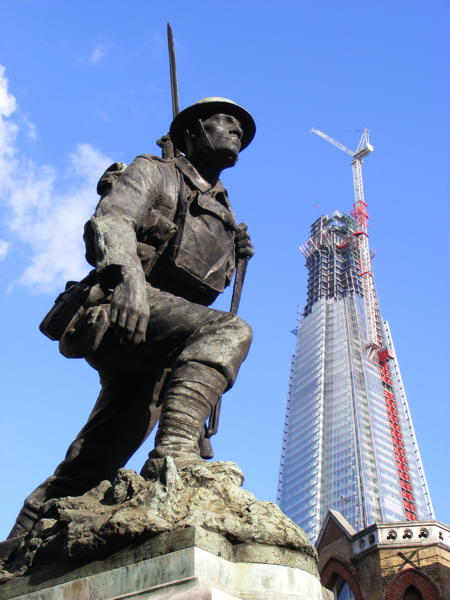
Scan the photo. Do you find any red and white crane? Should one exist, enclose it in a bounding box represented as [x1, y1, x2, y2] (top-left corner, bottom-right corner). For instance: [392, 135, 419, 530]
[311, 128, 417, 521]
[311, 128, 379, 349]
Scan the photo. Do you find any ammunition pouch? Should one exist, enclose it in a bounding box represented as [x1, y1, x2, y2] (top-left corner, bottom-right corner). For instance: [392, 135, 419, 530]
[59, 303, 110, 359]
[39, 271, 98, 342]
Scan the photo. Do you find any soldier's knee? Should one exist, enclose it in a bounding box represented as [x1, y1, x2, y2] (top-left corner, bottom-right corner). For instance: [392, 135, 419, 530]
[221, 314, 253, 369]
[216, 315, 252, 389]
[217, 313, 252, 356]
[232, 315, 253, 352]
[176, 311, 252, 387]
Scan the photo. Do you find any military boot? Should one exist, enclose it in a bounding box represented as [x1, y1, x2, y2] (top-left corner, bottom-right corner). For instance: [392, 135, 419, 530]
[140, 361, 227, 475]
[6, 476, 58, 540]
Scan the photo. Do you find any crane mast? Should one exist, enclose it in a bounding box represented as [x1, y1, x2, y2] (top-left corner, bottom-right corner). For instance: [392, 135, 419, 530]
[311, 129, 378, 348]
[311, 128, 418, 521]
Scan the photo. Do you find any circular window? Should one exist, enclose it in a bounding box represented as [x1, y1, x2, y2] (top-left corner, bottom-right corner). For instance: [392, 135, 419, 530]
[387, 529, 397, 540]
[403, 529, 413, 539]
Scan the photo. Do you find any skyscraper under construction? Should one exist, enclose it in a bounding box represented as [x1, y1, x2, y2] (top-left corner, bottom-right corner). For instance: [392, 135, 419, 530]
[277, 131, 434, 542]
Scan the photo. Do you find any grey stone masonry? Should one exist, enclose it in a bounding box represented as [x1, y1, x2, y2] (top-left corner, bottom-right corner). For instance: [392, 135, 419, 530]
[1, 527, 329, 599]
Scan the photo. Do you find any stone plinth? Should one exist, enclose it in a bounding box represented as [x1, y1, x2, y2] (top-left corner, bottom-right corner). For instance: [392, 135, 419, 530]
[1, 462, 329, 598]
[1, 527, 327, 599]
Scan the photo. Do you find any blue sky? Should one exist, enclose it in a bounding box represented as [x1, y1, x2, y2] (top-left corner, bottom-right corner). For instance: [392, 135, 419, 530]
[0, 1, 449, 540]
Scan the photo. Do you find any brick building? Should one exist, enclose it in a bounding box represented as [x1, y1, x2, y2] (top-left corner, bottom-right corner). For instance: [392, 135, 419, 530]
[317, 510, 450, 599]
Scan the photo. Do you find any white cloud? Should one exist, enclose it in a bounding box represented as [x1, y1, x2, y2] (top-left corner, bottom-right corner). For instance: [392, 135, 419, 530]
[0, 65, 112, 293]
[0, 239, 10, 260]
[88, 43, 109, 65]
[23, 114, 37, 141]
[0, 65, 16, 117]
[0, 65, 18, 161]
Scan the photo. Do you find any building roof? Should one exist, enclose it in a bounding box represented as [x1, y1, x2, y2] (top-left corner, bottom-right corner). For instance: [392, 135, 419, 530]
[316, 509, 357, 550]
[316, 509, 450, 558]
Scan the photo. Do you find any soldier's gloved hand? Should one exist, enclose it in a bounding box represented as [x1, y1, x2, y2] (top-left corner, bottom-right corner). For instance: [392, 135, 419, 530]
[109, 266, 149, 345]
[235, 223, 254, 260]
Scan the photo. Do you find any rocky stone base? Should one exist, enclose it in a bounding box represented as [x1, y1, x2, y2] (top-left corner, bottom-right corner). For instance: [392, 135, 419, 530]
[1, 460, 316, 583]
[0, 460, 326, 598]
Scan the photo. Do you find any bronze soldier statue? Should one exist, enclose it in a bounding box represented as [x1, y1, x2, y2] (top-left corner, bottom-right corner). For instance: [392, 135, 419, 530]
[8, 97, 256, 540]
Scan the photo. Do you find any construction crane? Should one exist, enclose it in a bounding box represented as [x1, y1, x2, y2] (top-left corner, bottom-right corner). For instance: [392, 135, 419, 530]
[311, 128, 379, 349]
[311, 129, 418, 522]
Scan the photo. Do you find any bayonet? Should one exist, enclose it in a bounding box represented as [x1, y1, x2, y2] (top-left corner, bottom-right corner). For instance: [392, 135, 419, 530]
[156, 23, 179, 159]
[167, 23, 180, 118]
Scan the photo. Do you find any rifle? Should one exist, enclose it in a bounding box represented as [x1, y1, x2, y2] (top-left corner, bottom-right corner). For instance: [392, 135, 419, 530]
[156, 23, 248, 458]
[161, 24, 248, 317]
[160, 25, 250, 455]
[230, 255, 249, 315]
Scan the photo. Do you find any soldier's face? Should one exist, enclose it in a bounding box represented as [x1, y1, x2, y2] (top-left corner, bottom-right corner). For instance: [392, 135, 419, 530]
[200, 113, 243, 164]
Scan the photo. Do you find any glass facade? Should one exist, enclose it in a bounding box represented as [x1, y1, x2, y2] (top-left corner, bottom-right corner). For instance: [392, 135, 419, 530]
[277, 212, 434, 542]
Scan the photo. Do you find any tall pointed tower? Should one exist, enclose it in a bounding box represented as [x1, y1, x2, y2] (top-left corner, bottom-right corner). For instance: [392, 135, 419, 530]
[277, 132, 434, 542]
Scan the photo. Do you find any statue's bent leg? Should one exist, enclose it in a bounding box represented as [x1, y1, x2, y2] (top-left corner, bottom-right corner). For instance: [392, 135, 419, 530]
[142, 311, 252, 470]
[7, 373, 158, 539]
[150, 362, 227, 463]
[175, 311, 253, 386]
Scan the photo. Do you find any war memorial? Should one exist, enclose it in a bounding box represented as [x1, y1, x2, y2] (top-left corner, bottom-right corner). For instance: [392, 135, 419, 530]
[0, 27, 330, 600]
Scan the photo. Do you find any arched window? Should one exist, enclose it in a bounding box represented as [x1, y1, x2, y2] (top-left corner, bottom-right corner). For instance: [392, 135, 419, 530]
[403, 586, 424, 600]
[333, 578, 355, 600]
[321, 557, 363, 600]
[385, 569, 439, 600]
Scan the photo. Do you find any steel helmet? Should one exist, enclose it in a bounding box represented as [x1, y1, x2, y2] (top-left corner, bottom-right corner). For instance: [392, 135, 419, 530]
[169, 97, 256, 153]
